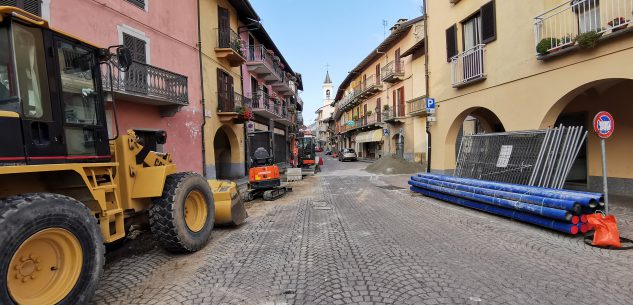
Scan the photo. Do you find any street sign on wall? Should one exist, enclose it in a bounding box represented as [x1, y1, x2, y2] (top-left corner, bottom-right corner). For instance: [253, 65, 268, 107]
[593, 111, 614, 139]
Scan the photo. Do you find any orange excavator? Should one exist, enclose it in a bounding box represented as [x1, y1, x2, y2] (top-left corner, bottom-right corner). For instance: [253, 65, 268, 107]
[246, 131, 289, 201]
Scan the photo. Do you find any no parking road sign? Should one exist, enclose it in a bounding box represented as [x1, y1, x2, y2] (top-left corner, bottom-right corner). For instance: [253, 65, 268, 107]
[593, 111, 614, 214]
[593, 111, 614, 139]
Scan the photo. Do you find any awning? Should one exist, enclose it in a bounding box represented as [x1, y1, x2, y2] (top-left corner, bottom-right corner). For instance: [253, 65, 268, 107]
[355, 129, 383, 143]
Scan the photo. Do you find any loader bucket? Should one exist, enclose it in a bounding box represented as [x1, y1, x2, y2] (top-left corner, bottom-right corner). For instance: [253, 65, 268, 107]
[208, 180, 248, 226]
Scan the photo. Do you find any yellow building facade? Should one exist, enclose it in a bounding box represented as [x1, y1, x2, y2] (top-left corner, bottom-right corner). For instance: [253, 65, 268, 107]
[334, 17, 428, 163]
[199, 0, 246, 179]
[425, 0, 633, 195]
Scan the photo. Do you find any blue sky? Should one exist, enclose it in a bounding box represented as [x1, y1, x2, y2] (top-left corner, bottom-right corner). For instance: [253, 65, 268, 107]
[249, 0, 423, 124]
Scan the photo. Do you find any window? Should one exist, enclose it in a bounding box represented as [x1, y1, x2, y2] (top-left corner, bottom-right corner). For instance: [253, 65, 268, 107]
[0, 24, 17, 108]
[123, 33, 147, 64]
[57, 40, 99, 125]
[0, 0, 42, 16]
[326, 89, 330, 99]
[122, 33, 148, 94]
[57, 39, 101, 156]
[463, 15, 481, 51]
[125, 0, 145, 10]
[12, 23, 51, 120]
[574, 0, 601, 33]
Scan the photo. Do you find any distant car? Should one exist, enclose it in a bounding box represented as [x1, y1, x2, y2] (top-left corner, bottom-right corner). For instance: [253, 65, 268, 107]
[338, 148, 357, 162]
[315, 147, 323, 152]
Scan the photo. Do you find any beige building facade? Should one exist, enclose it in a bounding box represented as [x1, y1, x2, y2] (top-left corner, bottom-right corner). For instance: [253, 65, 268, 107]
[425, 0, 633, 195]
[334, 17, 428, 162]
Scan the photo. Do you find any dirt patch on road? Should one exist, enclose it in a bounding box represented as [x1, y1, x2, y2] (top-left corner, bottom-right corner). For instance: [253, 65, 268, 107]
[365, 155, 425, 175]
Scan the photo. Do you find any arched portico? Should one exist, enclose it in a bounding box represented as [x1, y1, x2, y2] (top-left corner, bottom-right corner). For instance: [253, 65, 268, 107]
[213, 124, 242, 179]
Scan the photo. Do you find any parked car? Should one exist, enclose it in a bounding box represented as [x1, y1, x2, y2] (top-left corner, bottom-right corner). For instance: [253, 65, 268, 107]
[338, 148, 358, 162]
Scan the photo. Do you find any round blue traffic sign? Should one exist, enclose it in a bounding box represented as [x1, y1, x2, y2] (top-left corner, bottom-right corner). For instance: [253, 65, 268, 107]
[593, 111, 614, 139]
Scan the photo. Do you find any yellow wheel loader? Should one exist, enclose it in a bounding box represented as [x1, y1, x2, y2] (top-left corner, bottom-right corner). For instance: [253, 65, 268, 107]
[0, 7, 246, 305]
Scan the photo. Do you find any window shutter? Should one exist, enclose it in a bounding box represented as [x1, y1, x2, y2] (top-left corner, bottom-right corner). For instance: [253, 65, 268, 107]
[125, 0, 145, 10]
[1, 0, 41, 16]
[480, 1, 496, 44]
[445, 24, 457, 62]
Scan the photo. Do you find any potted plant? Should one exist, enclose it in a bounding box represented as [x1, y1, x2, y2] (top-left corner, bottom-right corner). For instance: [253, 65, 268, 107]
[575, 30, 602, 49]
[232, 39, 244, 57]
[366, 110, 373, 117]
[608, 17, 628, 32]
[560, 34, 574, 48]
[352, 115, 358, 121]
[383, 104, 390, 111]
[233, 106, 253, 124]
[536, 37, 560, 55]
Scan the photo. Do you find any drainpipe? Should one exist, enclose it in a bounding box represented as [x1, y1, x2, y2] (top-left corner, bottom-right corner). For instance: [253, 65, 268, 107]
[197, 0, 207, 177]
[423, 0, 431, 173]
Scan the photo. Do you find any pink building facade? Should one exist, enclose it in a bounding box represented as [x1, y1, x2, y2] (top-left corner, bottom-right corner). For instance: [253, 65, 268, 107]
[45, 0, 203, 173]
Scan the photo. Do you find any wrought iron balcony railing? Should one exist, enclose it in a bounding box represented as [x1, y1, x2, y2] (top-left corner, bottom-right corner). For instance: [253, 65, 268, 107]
[451, 44, 486, 88]
[534, 0, 633, 56]
[102, 59, 188, 106]
[251, 91, 270, 110]
[381, 60, 405, 83]
[217, 91, 251, 113]
[408, 98, 427, 116]
[217, 28, 245, 56]
[245, 45, 283, 81]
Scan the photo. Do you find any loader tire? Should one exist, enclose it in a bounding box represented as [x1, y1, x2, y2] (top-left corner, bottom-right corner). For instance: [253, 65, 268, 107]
[0, 193, 104, 305]
[149, 172, 215, 253]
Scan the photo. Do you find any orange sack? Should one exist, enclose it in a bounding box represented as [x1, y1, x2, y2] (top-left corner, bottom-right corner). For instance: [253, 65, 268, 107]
[586, 213, 621, 248]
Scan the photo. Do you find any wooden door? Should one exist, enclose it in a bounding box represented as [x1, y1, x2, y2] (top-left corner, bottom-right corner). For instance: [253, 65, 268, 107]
[392, 91, 397, 116]
[218, 6, 230, 48]
[217, 69, 234, 112]
[376, 98, 381, 122]
[398, 87, 405, 117]
[395, 48, 401, 73]
[363, 104, 367, 125]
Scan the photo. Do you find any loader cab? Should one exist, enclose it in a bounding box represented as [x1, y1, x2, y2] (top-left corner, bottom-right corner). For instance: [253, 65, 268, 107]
[0, 13, 110, 165]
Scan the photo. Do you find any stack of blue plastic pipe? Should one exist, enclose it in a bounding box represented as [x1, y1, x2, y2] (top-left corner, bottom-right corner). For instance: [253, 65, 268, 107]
[408, 173, 604, 234]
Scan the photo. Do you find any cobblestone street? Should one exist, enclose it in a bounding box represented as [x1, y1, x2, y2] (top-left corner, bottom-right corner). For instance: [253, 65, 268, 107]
[92, 156, 633, 305]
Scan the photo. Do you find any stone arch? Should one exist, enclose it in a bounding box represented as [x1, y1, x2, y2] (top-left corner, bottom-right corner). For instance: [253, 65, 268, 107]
[443, 107, 506, 171]
[213, 124, 240, 179]
[538, 78, 633, 193]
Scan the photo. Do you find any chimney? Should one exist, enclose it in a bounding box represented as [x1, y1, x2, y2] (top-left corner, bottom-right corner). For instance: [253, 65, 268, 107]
[389, 19, 409, 33]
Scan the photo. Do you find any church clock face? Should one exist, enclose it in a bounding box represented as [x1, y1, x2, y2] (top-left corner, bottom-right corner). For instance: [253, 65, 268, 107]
[326, 89, 331, 99]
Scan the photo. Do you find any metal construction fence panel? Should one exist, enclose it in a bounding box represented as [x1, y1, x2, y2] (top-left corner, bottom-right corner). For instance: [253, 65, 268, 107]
[455, 126, 587, 189]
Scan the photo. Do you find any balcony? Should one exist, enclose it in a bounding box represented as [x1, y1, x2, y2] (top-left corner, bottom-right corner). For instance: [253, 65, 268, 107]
[102, 59, 188, 117]
[534, 0, 633, 59]
[451, 44, 486, 88]
[215, 28, 246, 67]
[407, 97, 427, 117]
[251, 91, 293, 125]
[357, 75, 382, 99]
[382, 105, 406, 123]
[245, 45, 283, 84]
[296, 95, 304, 111]
[271, 73, 293, 96]
[381, 60, 405, 83]
[216, 91, 251, 123]
[297, 111, 304, 125]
